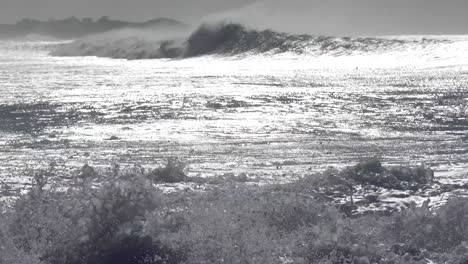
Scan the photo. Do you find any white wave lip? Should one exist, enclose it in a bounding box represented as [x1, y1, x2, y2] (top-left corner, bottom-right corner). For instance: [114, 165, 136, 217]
[49, 22, 468, 69]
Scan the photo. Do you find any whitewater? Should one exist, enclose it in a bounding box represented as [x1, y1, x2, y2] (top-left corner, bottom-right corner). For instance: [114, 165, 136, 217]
[1, 24, 468, 191]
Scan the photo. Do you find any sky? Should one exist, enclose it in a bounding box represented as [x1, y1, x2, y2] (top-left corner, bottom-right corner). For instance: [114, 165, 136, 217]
[1, 0, 468, 35]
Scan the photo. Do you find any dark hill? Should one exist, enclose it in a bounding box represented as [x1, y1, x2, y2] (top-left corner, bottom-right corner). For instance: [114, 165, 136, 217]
[0, 16, 186, 40]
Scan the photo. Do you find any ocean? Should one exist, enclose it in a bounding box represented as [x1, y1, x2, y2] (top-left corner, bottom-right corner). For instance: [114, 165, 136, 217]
[4, 23, 468, 264]
[1, 25, 468, 189]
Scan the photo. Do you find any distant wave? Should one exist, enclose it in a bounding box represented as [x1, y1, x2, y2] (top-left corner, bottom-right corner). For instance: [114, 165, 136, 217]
[12, 34, 60, 42]
[51, 23, 450, 59]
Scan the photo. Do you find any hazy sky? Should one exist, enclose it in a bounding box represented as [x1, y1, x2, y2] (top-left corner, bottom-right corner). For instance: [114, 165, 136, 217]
[1, 0, 468, 35]
[0, 0, 251, 23]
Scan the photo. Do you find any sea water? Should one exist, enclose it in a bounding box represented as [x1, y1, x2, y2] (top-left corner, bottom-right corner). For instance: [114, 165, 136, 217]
[1, 33, 468, 189]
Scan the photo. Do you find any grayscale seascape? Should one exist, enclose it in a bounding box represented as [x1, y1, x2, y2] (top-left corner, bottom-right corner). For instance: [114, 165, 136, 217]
[1, 2, 468, 263]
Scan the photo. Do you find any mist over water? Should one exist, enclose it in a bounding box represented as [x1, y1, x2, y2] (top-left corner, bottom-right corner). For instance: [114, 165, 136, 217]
[47, 0, 468, 61]
[201, 0, 468, 35]
[51, 21, 466, 65]
[51, 26, 188, 59]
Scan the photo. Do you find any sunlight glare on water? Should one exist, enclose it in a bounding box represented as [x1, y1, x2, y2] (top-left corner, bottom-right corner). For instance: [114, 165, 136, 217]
[1, 37, 468, 185]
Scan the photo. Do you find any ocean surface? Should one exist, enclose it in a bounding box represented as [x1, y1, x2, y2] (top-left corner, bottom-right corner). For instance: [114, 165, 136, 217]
[1, 27, 468, 189]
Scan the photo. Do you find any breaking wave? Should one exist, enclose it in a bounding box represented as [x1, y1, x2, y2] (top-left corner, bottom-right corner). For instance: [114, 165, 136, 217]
[51, 22, 449, 59]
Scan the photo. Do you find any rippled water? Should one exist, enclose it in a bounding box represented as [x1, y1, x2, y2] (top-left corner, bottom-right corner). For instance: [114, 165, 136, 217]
[1, 39, 468, 187]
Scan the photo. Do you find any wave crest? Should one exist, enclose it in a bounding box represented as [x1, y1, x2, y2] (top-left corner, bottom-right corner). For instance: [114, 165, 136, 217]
[51, 23, 448, 59]
[184, 23, 310, 56]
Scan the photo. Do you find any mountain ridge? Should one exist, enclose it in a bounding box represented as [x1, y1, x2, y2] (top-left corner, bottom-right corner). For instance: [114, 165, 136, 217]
[0, 16, 187, 40]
